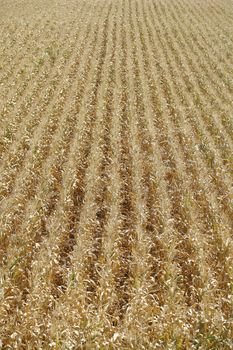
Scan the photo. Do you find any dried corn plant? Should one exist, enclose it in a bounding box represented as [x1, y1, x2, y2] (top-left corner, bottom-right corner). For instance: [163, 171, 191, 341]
[0, 0, 232, 349]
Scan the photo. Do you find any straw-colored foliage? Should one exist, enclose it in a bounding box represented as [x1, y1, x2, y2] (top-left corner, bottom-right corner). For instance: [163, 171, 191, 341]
[0, 0, 232, 348]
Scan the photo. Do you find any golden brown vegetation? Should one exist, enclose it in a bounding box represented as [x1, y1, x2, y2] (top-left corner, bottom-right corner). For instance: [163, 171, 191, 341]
[0, 0, 233, 348]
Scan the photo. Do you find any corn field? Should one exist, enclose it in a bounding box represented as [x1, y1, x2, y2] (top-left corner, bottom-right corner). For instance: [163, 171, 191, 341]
[0, 0, 233, 348]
